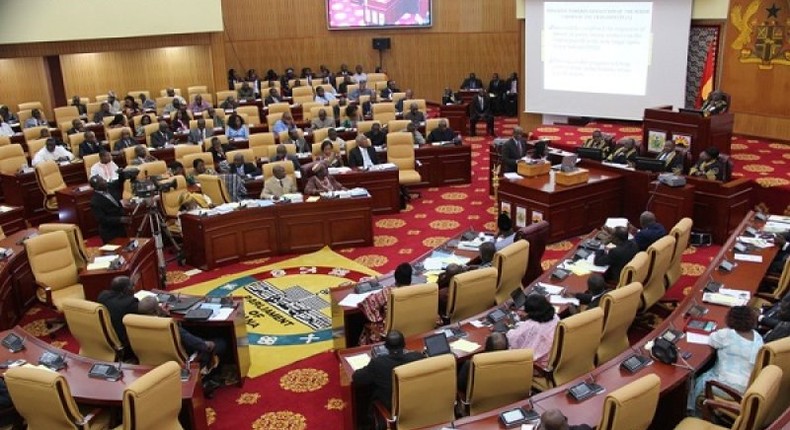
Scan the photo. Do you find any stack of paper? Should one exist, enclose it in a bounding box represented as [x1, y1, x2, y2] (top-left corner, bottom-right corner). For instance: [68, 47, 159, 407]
[535, 282, 565, 295]
[503, 172, 522, 180]
[450, 339, 481, 353]
[87, 255, 117, 271]
[604, 218, 629, 229]
[733, 253, 763, 263]
[337, 292, 376, 308]
[345, 353, 371, 371]
[549, 295, 580, 306]
[133, 290, 157, 300]
[98, 244, 120, 252]
[703, 288, 750, 307]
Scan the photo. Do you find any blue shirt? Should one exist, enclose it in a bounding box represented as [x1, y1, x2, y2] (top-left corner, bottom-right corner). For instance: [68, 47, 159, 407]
[225, 125, 249, 139]
[634, 223, 666, 251]
[272, 120, 291, 135]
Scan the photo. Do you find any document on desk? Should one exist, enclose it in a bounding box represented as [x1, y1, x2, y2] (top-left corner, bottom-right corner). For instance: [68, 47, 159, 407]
[345, 353, 371, 371]
[99, 244, 121, 252]
[210, 308, 233, 321]
[733, 253, 763, 263]
[763, 221, 790, 233]
[450, 339, 482, 353]
[133, 290, 157, 300]
[685, 332, 710, 345]
[337, 291, 375, 308]
[549, 295, 580, 306]
[503, 172, 522, 180]
[86, 255, 117, 271]
[0, 205, 14, 213]
[604, 217, 629, 229]
[737, 237, 774, 249]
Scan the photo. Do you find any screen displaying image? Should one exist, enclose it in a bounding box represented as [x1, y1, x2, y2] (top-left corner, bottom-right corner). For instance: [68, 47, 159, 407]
[327, 0, 432, 30]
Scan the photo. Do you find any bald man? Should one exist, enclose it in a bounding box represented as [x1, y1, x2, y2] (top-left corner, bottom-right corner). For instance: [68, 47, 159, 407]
[261, 164, 296, 199]
[633, 211, 666, 251]
[539, 409, 593, 430]
[458, 332, 508, 392]
[500, 126, 527, 173]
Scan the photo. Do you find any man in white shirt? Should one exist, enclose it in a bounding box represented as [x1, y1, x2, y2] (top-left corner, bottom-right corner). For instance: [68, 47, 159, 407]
[107, 91, 122, 114]
[352, 65, 367, 84]
[314, 86, 337, 105]
[90, 150, 119, 182]
[0, 116, 13, 137]
[32, 138, 74, 166]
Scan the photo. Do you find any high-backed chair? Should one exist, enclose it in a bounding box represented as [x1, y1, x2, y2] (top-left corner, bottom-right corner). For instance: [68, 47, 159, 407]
[4, 366, 111, 430]
[674, 365, 783, 430]
[641, 236, 676, 311]
[266, 112, 284, 129]
[61, 298, 124, 362]
[86, 102, 103, 118]
[116, 361, 183, 430]
[515, 221, 550, 285]
[127, 90, 151, 100]
[267, 102, 291, 115]
[616, 251, 649, 289]
[236, 106, 260, 126]
[754, 257, 790, 310]
[425, 118, 449, 136]
[202, 134, 229, 151]
[262, 160, 296, 182]
[197, 174, 231, 204]
[161, 176, 189, 218]
[387, 120, 411, 133]
[173, 144, 201, 161]
[597, 374, 661, 430]
[38, 223, 89, 270]
[182, 153, 214, 175]
[122, 314, 187, 366]
[23, 125, 47, 142]
[188, 118, 215, 130]
[278, 128, 305, 146]
[0, 144, 28, 174]
[25, 230, 85, 312]
[372, 103, 396, 116]
[387, 133, 422, 192]
[0, 135, 10, 146]
[266, 144, 296, 158]
[215, 90, 236, 106]
[18, 101, 43, 112]
[106, 127, 132, 149]
[311, 141, 341, 157]
[34, 160, 66, 211]
[374, 111, 397, 124]
[461, 349, 533, 416]
[493, 239, 529, 305]
[356, 120, 379, 134]
[226, 149, 255, 164]
[533, 307, 604, 391]
[312, 128, 330, 143]
[306, 105, 331, 122]
[384, 283, 438, 338]
[249, 132, 275, 148]
[666, 218, 693, 287]
[138, 160, 167, 178]
[54, 106, 79, 124]
[445, 267, 497, 323]
[159, 88, 182, 97]
[597, 282, 643, 364]
[142, 123, 160, 146]
[377, 354, 456, 430]
[26, 138, 47, 158]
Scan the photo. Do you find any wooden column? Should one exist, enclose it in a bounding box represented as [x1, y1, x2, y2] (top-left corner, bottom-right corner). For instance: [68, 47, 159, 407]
[209, 32, 227, 94]
[44, 55, 66, 110]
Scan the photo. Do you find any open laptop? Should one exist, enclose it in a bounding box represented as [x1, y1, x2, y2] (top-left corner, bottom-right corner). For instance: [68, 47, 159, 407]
[552, 154, 578, 172]
[423, 333, 452, 357]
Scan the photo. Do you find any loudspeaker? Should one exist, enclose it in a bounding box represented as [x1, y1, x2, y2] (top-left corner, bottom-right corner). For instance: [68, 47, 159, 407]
[372, 37, 391, 51]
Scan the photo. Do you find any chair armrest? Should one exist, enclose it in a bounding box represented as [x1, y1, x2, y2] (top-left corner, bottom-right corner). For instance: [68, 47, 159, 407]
[373, 400, 396, 429]
[533, 362, 555, 386]
[78, 407, 104, 426]
[35, 282, 54, 307]
[701, 399, 742, 422]
[705, 380, 743, 403]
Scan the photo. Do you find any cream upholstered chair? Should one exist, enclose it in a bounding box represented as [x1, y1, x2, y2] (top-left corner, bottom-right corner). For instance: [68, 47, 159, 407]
[197, 174, 231, 204]
[312, 128, 330, 144]
[188, 118, 215, 130]
[615, 251, 649, 289]
[139, 160, 168, 178]
[392, 92, 407, 106]
[387, 133, 422, 192]
[378, 354, 456, 430]
[0, 135, 10, 146]
[493, 239, 529, 305]
[641, 236, 676, 311]
[356, 120, 379, 134]
[0, 144, 28, 174]
[69, 97, 90, 106]
[445, 267, 497, 323]
[307, 105, 333, 123]
[159, 88, 182, 97]
[666, 218, 693, 287]
[367, 72, 388, 84]
[374, 111, 396, 124]
[18, 101, 43, 112]
[122, 146, 138, 165]
[142, 123, 160, 146]
[597, 374, 661, 430]
[372, 102, 396, 116]
[23, 126, 47, 142]
[127, 90, 151, 100]
[4, 366, 111, 430]
[174, 144, 201, 161]
[462, 349, 533, 416]
[387, 120, 411, 133]
[311, 141, 341, 157]
[123, 314, 188, 366]
[34, 160, 66, 211]
[266, 112, 284, 129]
[236, 105, 260, 126]
[95, 94, 109, 103]
[202, 134, 229, 151]
[674, 365, 782, 430]
[278, 128, 305, 145]
[25, 230, 86, 311]
[161, 176, 189, 218]
[27, 138, 47, 158]
[262, 160, 296, 183]
[106, 126, 132, 149]
[182, 153, 214, 175]
[38, 223, 89, 270]
[61, 298, 124, 362]
[425, 118, 448, 136]
[227, 149, 255, 164]
[753, 257, 790, 311]
[597, 282, 643, 364]
[54, 106, 80, 124]
[383, 283, 438, 338]
[188, 85, 208, 94]
[249, 132, 276, 148]
[533, 307, 604, 391]
[86, 101, 103, 118]
[266, 144, 296, 158]
[69, 133, 87, 157]
[410, 98, 428, 113]
[117, 361, 184, 430]
[267, 102, 291, 115]
[215, 90, 236, 105]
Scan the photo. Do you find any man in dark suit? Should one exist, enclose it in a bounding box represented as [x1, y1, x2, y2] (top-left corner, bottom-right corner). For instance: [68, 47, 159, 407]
[150, 121, 175, 148]
[264, 87, 282, 106]
[89, 173, 129, 244]
[272, 144, 301, 171]
[352, 330, 424, 411]
[656, 140, 683, 173]
[66, 118, 86, 135]
[364, 122, 387, 147]
[488, 73, 506, 115]
[574, 274, 610, 309]
[500, 126, 527, 173]
[348, 135, 379, 168]
[460, 72, 483, 90]
[633, 211, 666, 251]
[540, 409, 593, 430]
[79, 131, 103, 157]
[469, 88, 494, 136]
[230, 153, 260, 177]
[594, 227, 639, 283]
[189, 118, 212, 145]
[97, 275, 139, 352]
[426, 119, 457, 143]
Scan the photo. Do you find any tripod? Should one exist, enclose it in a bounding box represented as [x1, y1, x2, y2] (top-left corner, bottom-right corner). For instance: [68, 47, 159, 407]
[131, 198, 182, 288]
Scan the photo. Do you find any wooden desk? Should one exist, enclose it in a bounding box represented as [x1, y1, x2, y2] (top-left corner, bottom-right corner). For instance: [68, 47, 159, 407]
[0, 326, 208, 430]
[79, 237, 160, 301]
[411, 143, 472, 187]
[0, 206, 27, 235]
[181, 197, 373, 270]
[0, 162, 87, 226]
[497, 165, 624, 242]
[439, 103, 470, 136]
[0, 230, 37, 331]
[686, 176, 753, 244]
[56, 185, 97, 237]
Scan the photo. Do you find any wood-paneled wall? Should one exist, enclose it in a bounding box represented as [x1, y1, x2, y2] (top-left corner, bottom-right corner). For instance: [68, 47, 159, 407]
[0, 57, 52, 118]
[61, 45, 215, 104]
[222, 0, 520, 99]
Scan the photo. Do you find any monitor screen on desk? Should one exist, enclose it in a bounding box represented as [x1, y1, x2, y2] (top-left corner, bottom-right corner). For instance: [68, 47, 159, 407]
[576, 147, 603, 161]
[635, 156, 665, 172]
[560, 154, 578, 172]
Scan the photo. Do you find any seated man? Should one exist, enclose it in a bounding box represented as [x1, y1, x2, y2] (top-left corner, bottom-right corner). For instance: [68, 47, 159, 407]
[427, 119, 456, 144]
[261, 164, 297, 199]
[406, 122, 425, 145]
[469, 88, 494, 137]
[230, 153, 260, 177]
[272, 112, 296, 135]
[403, 102, 425, 125]
[304, 163, 346, 195]
[264, 87, 282, 106]
[150, 121, 176, 148]
[352, 64, 367, 84]
[130, 145, 156, 165]
[219, 96, 238, 111]
[539, 409, 593, 430]
[0, 116, 13, 137]
[494, 213, 516, 250]
[189, 94, 211, 114]
[701, 90, 729, 116]
[310, 109, 335, 130]
[573, 274, 610, 309]
[139, 93, 156, 111]
[656, 139, 683, 173]
[66, 118, 86, 135]
[90, 150, 119, 182]
[283, 128, 310, 153]
[192, 158, 216, 180]
[96, 276, 140, 358]
[272, 144, 301, 171]
[689, 147, 724, 181]
[32, 137, 74, 166]
[325, 127, 345, 150]
[79, 131, 103, 157]
[348, 135, 379, 168]
[594, 227, 639, 283]
[189, 118, 212, 145]
[92, 103, 113, 124]
[606, 138, 638, 166]
[114, 129, 136, 151]
[583, 130, 608, 151]
[380, 80, 399, 100]
[460, 72, 483, 90]
[474, 241, 496, 268]
[632, 210, 666, 252]
[352, 330, 424, 411]
[458, 333, 508, 393]
[348, 80, 373, 102]
[71, 95, 87, 115]
[395, 89, 414, 113]
[364, 122, 387, 147]
[237, 82, 255, 101]
[769, 230, 790, 275]
[438, 263, 467, 316]
[761, 294, 790, 342]
[89, 174, 129, 244]
[314, 86, 336, 105]
[441, 87, 459, 105]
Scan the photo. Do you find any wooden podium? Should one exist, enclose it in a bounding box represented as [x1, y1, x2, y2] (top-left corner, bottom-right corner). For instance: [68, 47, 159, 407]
[439, 103, 469, 136]
[642, 106, 733, 160]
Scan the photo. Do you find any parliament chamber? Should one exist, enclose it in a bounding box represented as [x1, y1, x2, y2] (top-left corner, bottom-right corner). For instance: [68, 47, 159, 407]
[1, 0, 789, 429]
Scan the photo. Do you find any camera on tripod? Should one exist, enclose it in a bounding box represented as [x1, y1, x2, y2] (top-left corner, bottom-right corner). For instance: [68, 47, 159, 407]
[123, 168, 176, 204]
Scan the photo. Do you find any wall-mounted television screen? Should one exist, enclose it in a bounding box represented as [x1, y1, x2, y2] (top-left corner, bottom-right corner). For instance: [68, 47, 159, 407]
[327, 0, 432, 30]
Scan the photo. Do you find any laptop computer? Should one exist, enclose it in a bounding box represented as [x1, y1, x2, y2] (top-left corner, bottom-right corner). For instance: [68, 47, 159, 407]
[423, 333, 452, 357]
[168, 296, 203, 313]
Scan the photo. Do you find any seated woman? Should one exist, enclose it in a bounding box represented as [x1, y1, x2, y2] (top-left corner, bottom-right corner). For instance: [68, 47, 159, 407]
[506, 294, 560, 367]
[316, 140, 343, 168]
[225, 113, 249, 140]
[208, 136, 234, 165]
[687, 306, 763, 415]
[170, 109, 190, 133]
[171, 192, 212, 235]
[107, 113, 127, 129]
[341, 104, 362, 129]
[358, 263, 413, 345]
[304, 163, 345, 195]
[135, 114, 152, 137]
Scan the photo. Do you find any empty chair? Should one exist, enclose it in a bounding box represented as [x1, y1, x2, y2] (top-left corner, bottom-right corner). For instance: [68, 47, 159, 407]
[674, 365, 782, 430]
[597, 374, 661, 430]
[61, 298, 124, 361]
[0, 144, 29, 174]
[387, 133, 422, 192]
[666, 218, 693, 287]
[640, 235, 676, 311]
[376, 354, 456, 430]
[197, 174, 231, 204]
[616, 251, 649, 289]
[25, 230, 86, 313]
[38, 223, 89, 270]
[249, 132, 275, 148]
[445, 267, 497, 323]
[533, 307, 604, 391]
[461, 349, 533, 416]
[173, 143, 202, 161]
[23, 125, 47, 142]
[597, 282, 643, 364]
[493, 239, 529, 305]
[34, 160, 66, 211]
[54, 106, 79, 124]
[4, 365, 111, 430]
[122, 314, 187, 366]
[267, 102, 291, 115]
[356, 120, 380, 134]
[117, 361, 184, 430]
[374, 111, 396, 124]
[236, 105, 260, 125]
[188, 85, 208, 94]
[384, 283, 438, 338]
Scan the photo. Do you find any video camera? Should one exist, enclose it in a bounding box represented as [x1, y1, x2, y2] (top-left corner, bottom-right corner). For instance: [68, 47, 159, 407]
[122, 168, 176, 202]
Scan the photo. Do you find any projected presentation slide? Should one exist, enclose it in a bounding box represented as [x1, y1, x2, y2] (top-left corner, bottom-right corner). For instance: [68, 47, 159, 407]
[326, 0, 432, 29]
[543, 2, 653, 96]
